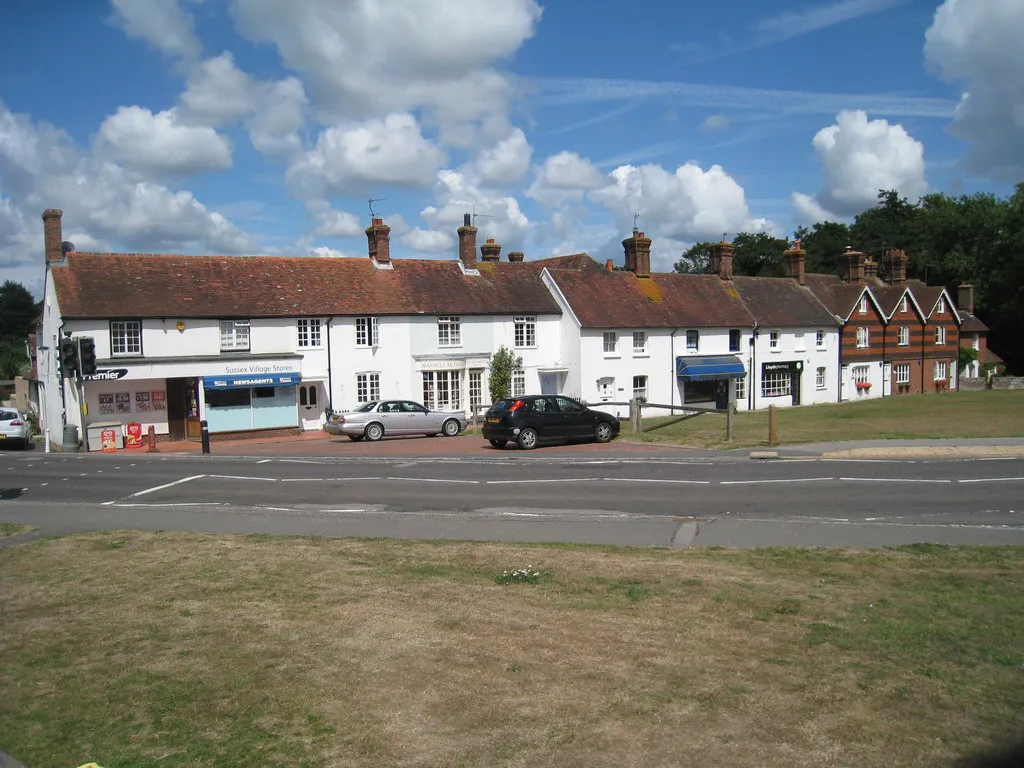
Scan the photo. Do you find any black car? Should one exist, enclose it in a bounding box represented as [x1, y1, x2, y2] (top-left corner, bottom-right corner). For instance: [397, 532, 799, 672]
[482, 395, 620, 449]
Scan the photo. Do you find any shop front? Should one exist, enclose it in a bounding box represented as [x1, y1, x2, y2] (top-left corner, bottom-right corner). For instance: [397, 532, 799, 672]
[201, 372, 301, 434]
[762, 360, 803, 406]
[675, 355, 746, 409]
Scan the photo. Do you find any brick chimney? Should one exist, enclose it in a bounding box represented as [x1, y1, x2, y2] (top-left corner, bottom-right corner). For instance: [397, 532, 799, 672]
[480, 238, 501, 261]
[605, 259, 614, 271]
[843, 247, 866, 283]
[864, 256, 878, 282]
[708, 240, 734, 281]
[365, 218, 391, 264]
[622, 230, 652, 278]
[884, 248, 907, 285]
[782, 244, 806, 285]
[957, 282, 974, 314]
[507, 251, 524, 262]
[457, 213, 477, 270]
[43, 209, 64, 264]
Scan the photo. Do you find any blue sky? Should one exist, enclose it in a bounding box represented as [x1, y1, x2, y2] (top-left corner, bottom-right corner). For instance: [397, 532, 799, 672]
[2, 0, 1021, 298]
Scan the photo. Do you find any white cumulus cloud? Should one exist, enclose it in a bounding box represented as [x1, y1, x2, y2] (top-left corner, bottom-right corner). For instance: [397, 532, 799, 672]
[96, 106, 233, 177]
[420, 168, 530, 248]
[526, 151, 606, 206]
[792, 109, 927, 222]
[110, 0, 203, 62]
[925, 0, 1024, 181]
[286, 113, 446, 198]
[474, 128, 533, 187]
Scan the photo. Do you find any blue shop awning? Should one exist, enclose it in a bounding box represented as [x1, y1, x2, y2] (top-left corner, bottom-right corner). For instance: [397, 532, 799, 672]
[203, 372, 301, 390]
[675, 356, 746, 381]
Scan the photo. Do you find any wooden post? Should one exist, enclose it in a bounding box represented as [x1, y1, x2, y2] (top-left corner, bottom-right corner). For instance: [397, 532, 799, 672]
[629, 398, 641, 433]
[768, 404, 777, 446]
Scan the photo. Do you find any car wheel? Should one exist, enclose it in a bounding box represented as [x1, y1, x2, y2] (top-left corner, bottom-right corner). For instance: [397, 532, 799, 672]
[364, 422, 384, 442]
[441, 419, 461, 437]
[488, 439, 508, 449]
[594, 421, 615, 443]
[516, 428, 539, 450]
[347, 435, 364, 441]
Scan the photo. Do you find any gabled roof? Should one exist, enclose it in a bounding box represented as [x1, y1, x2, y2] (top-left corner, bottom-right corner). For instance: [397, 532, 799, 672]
[803, 273, 884, 321]
[871, 283, 925, 321]
[545, 269, 755, 329]
[51, 251, 588, 319]
[909, 280, 962, 323]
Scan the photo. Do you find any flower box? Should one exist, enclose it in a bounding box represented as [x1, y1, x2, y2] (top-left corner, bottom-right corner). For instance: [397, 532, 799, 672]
[855, 382, 871, 391]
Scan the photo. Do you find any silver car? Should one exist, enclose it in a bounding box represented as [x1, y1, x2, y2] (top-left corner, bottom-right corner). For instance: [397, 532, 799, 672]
[0, 407, 31, 450]
[327, 400, 467, 442]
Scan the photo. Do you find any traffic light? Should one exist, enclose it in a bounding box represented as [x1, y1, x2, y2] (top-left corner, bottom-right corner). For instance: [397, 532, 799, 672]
[79, 336, 97, 376]
[59, 337, 80, 378]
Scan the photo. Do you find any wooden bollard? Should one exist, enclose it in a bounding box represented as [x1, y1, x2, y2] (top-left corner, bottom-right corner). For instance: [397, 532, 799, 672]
[768, 404, 777, 447]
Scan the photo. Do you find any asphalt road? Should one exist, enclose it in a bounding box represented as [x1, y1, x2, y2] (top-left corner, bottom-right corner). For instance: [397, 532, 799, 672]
[2, 449, 1023, 548]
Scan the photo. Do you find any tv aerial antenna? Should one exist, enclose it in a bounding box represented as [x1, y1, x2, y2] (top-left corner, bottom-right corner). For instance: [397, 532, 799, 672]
[471, 205, 494, 227]
[368, 197, 386, 219]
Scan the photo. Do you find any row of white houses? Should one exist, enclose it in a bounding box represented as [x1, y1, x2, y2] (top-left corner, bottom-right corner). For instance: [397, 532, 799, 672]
[35, 209, 960, 443]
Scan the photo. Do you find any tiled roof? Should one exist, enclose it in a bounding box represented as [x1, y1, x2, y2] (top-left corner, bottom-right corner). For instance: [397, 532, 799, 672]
[959, 312, 988, 333]
[731, 277, 838, 327]
[547, 270, 755, 328]
[51, 252, 587, 319]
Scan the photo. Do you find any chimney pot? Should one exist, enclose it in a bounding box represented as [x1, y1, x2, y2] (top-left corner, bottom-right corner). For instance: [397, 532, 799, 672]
[621, 230, 652, 278]
[457, 220, 478, 269]
[480, 238, 501, 262]
[606, 259, 614, 271]
[844, 249, 867, 283]
[463, 213, 472, 227]
[884, 248, 907, 285]
[709, 241, 734, 281]
[783, 246, 806, 285]
[508, 251, 524, 262]
[365, 219, 391, 263]
[43, 208, 64, 265]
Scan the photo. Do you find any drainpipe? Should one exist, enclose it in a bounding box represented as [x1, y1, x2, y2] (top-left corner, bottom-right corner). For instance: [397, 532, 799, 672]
[326, 316, 335, 415]
[748, 324, 758, 411]
[57, 322, 67, 426]
[670, 327, 681, 411]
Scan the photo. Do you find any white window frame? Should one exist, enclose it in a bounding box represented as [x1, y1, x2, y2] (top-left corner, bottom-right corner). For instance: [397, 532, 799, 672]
[735, 375, 746, 402]
[768, 330, 779, 350]
[297, 318, 322, 348]
[355, 317, 379, 347]
[356, 372, 380, 403]
[815, 330, 825, 349]
[898, 326, 909, 347]
[422, 370, 462, 411]
[511, 368, 525, 397]
[220, 319, 250, 352]
[632, 331, 647, 355]
[895, 363, 910, 385]
[603, 332, 617, 355]
[597, 377, 615, 399]
[437, 316, 461, 348]
[110, 319, 142, 356]
[514, 316, 536, 349]
[761, 370, 791, 398]
[935, 326, 946, 345]
[685, 330, 699, 351]
[852, 365, 870, 385]
[936, 297, 945, 314]
[856, 326, 870, 349]
[934, 361, 948, 381]
[815, 367, 826, 389]
[972, 334, 980, 351]
[859, 296, 868, 314]
[900, 296, 909, 313]
[469, 370, 483, 416]
[632, 375, 648, 402]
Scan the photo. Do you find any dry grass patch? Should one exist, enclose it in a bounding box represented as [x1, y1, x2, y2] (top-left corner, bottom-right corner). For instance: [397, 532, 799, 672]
[1, 534, 1022, 768]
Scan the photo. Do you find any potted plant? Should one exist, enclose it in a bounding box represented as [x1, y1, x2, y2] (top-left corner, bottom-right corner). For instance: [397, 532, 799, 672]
[855, 381, 871, 392]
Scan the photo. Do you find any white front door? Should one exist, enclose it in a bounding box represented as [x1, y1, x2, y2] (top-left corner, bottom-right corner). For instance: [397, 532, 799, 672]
[298, 383, 323, 431]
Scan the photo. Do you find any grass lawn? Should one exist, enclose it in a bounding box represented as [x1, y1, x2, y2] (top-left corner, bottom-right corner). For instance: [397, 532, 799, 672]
[629, 390, 1024, 449]
[2, 532, 1023, 767]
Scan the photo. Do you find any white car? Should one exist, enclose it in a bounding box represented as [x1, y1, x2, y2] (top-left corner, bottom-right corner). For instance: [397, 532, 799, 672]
[327, 400, 467, 442]
[0, 407, 30, 450]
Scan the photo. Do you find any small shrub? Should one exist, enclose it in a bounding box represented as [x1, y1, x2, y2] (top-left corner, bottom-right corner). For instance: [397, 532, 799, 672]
[494, 565, 547, 585]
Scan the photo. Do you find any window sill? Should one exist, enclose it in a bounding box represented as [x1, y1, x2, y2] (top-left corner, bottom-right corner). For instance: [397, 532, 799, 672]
[633, 352, 650, 358]
[603, 353, 621, 359]
[769, 348, 781, 353]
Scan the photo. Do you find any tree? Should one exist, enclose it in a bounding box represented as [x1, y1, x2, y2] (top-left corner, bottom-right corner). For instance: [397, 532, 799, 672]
[0, 337, 28, 379]
[731, 232, 789, 277]
[674, 241, 713, 274]
[792, 220, 852, 275]
[0, 281, 38, 341]
[849, 189, 922, 263]
[488, 345, 523, 403]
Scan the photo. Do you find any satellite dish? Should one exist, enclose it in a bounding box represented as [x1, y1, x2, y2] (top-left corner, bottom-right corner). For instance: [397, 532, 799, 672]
[61, 240, 75, 254]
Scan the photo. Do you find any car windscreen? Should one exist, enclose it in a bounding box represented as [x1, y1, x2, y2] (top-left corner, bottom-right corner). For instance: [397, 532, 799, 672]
[354, 402, 377, 412]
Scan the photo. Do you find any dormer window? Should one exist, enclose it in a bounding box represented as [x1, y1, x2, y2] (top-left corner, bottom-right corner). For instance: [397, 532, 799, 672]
[900, 296, 909, 313]
[936, 297, 945, 314]
[859, 296, 868, 314]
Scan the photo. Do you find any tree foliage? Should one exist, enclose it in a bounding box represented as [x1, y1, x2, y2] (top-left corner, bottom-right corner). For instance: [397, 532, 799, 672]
[488, 345, 523, 403]
[0, 281, 38, 379]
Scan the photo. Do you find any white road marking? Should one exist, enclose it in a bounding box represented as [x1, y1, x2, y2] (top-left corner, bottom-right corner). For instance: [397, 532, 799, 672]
[733, 517, 1019, 530]
[610, 478, 712, 485]
[720, 477, 833, 485]
[821, 458, 915, 464]
[257, 459, 273, 464]
[280, 478, 331, 482]
[957, 477, 1024, 484]
[208, 474, 276, 482]
[386, 477, 479, 484]
[128, 474, 206, 498]
[323, 508, 370, 513]
[107, 502, 226, 508]
[485, 478, 597, 485]
[977, 457, 1017, 461]
[838, 477, 951, 483]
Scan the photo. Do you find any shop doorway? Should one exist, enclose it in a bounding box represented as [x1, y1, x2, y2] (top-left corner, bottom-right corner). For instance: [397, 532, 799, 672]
[298, 383, 323, 431]
[166, 378, 201, 441]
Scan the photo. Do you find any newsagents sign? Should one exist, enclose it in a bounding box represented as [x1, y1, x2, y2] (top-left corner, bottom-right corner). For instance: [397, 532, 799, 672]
[202, 372, 301, 390]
